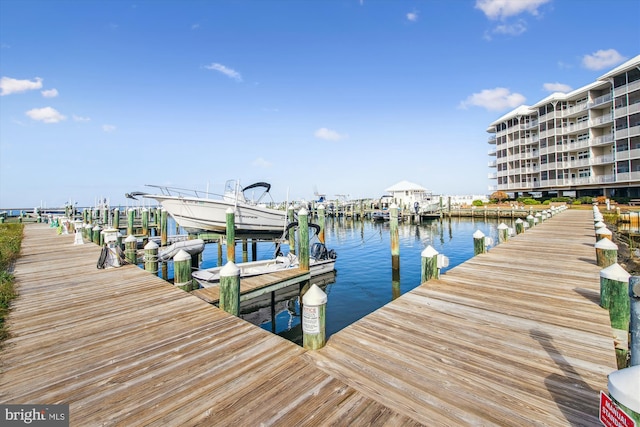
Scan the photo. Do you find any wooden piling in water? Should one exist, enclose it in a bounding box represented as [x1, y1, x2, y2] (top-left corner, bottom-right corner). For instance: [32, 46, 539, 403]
[160, 209, 168, 247]
[288, 205, 296, 255]
[317, 204, 325, 244]
[515, 218, 524, 235]
[226, 208, 235, 263]
[141, 208, 149, 237]
[498, 223, 509, 243]
[390, 203, 399, 272]
[113, 208, 119, 230]
[299, 208, 309, 272]
[127, 208, 135, 237]
[219, 261, 240, 316]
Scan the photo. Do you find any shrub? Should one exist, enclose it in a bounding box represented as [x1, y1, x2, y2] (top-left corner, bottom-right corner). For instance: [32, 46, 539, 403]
[471, 200, 484, 207]
[520, 198, 541, 205]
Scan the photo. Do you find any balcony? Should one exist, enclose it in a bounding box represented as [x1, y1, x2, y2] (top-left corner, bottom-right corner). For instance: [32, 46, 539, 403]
[488, 172, 498, 179]
[615, 102, 640, 118]
[591, 154, 615, 165]
[615, 148, 640, 161]
[615, 80, 640, 96]
[615, 125, 640, 139]
[488, 135, 497, 144]
[563, 102, 589, 118]
[488, 148, 497, 156]
[488, 160, 497, 167]
[592, 134, 614, 146]
[590, 114, 613, 127]
[616, 171, 640, 182]
[589, 93, 612, 109]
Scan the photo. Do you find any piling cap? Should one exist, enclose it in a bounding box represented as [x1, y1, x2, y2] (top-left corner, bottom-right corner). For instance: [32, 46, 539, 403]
[599, 263, 630, 281]
[125, 234, 137, 243]
[144, 240, 159, 250]
[594, 221, 606, 229]
[594, 238, 618, 250]
[421, 245, 438, 257]
[298, 207, 308, 216]
[226, 207, 234, 214]
[596, 227, 612, 236]
[173, 249, 191, 262]
[515, 218, 523, 223]
[608, 366, 640, 414]
[317, 204, 325, 210]
[473, 230, 485, 238]
[302, 283, 327, 305]
[497, 223, 508, 230]
[220, 261, 240, 277]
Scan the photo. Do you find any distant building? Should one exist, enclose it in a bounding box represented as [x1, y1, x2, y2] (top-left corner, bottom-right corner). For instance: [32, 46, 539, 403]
[384, 180, 432, 210]
[487, 54, 640, 199]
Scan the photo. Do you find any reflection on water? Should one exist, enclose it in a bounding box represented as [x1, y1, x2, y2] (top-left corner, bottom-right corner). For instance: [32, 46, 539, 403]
[221, 216, 515, 345]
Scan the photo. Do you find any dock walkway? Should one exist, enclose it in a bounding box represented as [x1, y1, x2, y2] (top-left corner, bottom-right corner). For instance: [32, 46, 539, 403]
[0, 209, 617, 426]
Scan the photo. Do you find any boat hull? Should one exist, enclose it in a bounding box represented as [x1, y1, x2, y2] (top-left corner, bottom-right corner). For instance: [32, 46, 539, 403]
[148, 195, 287, 234]
[193, 258, 336, 288]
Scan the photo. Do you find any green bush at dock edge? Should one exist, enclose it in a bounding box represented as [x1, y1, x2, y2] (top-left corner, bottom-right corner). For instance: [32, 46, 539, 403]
[0, 223, 23, 344]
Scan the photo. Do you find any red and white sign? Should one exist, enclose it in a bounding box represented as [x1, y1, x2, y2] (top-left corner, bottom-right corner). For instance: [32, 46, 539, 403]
[600, 391, 636, 427]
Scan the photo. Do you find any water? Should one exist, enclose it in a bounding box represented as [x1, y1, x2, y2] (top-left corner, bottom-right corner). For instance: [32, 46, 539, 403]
[179, 216, 515, 345]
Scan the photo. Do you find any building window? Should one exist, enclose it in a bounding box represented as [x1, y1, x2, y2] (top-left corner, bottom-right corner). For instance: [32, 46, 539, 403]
[578, 169, 590, 178]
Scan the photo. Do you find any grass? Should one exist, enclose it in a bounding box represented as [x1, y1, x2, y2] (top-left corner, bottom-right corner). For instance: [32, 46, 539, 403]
[0, 223, 24, 344]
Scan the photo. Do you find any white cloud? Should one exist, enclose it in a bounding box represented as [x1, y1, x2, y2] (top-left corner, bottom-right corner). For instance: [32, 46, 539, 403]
[252, 157, 272, 168]
[191, 23, 200, 30]
[41, 88, 59, 98]
[72, 114, 91, 122]
[543, 82, 572, 93]
[493, 20, 527, 36]
[314, 128, 347, 141]
[0, 76, 43, 96]
[25, 106, 66, 123]
[459, 87, 526, 111]
[475, 0, 550, 20]
[204, 63, 243, 82]
[407, 11, 419, 22]
[102, 124, 116, 132]
[582, 49, 627, 71]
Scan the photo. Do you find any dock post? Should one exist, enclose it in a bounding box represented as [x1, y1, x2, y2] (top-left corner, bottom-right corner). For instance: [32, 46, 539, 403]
[390, 203, 400, 272]
[124, 235, 137, 265]
[421, 245, 439, 282]
[219, 261, 240, 316]
[127, 208, 135, 237]
[299, 207, 310, 271]
[498, 223, 509, 243]
[218, 236, 223, 266]
[600, 264, 631, 368]
[595, 238, 618, 268]
[317, 204, 325, 244]
[144, 240, 159, 275]
[302, 284, 327, 350]
[160, 208, 168, 247]
[141, 208, 149, 238]
[242, 238, 248, 263]
[288, 205, 296, 254]
[226, 207, 236, 263]
[630, 276, 640, 367]
[596, 227, 613, 242]
[473, 230, 486, 255]
[515, 218, 524, 235]
[92, 224, 102, 245]
[113, 208, 120, 230]
[527, 214, 535, 228]
[173, 249, 193, 291]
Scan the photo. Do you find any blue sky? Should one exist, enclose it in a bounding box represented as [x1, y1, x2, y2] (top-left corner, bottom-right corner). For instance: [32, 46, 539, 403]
[1, 0, 639, 208]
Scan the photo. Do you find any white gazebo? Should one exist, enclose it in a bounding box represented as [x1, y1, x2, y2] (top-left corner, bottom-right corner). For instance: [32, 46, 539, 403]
[384, 180, 433, 211]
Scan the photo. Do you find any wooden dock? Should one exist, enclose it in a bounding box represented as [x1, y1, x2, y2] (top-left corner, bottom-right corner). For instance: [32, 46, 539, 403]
[0, 209, 617, 426]
[191, 268, 310, 304]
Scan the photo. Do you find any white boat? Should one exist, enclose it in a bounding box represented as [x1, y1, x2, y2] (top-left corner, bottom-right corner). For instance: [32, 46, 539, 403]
[158, 239, 205, 262]
[126, 180, 287, 235]
[192, 242, 337, 288]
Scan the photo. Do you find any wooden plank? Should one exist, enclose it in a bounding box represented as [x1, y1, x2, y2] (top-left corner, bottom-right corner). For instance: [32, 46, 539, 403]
[0, 210, 618, 426]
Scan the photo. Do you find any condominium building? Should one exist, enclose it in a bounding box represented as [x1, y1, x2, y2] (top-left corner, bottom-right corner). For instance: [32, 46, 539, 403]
[487, 54, 640, 199]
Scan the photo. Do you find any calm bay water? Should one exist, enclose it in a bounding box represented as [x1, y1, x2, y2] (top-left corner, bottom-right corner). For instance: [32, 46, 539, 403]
[180, 216, 515, 345]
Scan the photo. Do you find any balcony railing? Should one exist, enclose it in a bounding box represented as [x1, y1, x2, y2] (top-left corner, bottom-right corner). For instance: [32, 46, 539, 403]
[616, 171, 640, 182]
[589, 93, 612, 108]
[591, 114, 613, 126]
[488, 160, 497, 167]
[592, 134, 614, 146]
[488, 135, 497, 144]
